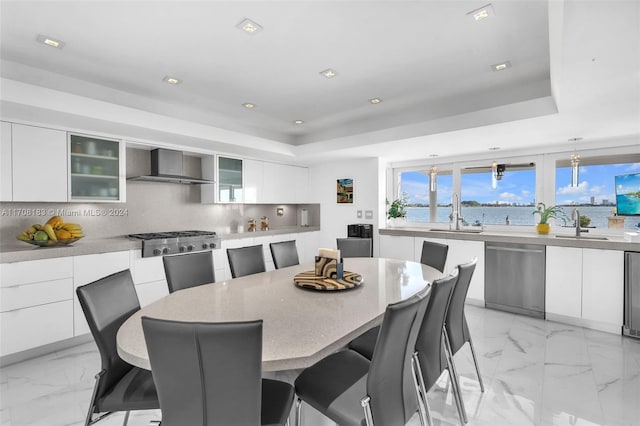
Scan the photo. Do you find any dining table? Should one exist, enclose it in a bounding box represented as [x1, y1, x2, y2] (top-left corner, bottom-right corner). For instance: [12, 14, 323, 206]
[116, 257, 443, 372]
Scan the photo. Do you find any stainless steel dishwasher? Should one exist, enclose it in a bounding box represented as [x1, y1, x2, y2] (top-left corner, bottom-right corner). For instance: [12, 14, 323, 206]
[485, 242, 546, 319]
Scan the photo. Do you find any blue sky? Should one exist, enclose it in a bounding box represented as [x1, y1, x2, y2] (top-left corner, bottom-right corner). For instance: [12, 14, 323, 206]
[400, 162, 640, 205]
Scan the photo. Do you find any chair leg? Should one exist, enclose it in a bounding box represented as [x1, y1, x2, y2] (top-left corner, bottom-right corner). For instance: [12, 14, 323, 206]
[468, 338, 485, 392]
[411, 352, 433, 426]
[361, 396, 375, 426]
[295, 397, 302, 426]
[122, 411, 130, 426]
[443, 329, 468, 424]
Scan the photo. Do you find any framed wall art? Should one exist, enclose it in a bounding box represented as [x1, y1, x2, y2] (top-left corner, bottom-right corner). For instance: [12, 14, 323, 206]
[337, 178, 354, 204]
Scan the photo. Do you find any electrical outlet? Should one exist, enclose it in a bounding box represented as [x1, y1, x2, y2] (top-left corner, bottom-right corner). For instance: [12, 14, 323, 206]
[276, 207, 284, 216]
[357, 210, 363, 218]
[365, 210, 373, 219]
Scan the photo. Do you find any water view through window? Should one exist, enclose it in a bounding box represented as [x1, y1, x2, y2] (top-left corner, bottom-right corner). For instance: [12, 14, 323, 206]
[400, 161, 640, 229]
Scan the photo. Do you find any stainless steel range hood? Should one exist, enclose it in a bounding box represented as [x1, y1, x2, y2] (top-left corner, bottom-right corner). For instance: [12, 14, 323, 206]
[127, 148, 214, 184]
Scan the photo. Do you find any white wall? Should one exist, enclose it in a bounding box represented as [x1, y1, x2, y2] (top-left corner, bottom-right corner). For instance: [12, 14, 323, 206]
[309, 158, 384, 254]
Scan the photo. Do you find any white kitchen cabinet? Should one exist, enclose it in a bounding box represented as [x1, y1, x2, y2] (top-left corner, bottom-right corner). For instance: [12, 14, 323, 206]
[379, 234, 414, 261]
[243, 159, 263, 204]
[212, 248, 228, 282]
[262, 162, 309, 204]
[73, 251, 130, 336]
[12, 123, 67, 202]
[582, 248, 624, 329]
[545, 246, 583, 319]
[0, 121, 12, 201]
[0, 257, 74, 356]
[218, 156, 244, 203]
[129, 251, 168, 306]
[446, 239, 485, 302]
[296, 231, 320, 263]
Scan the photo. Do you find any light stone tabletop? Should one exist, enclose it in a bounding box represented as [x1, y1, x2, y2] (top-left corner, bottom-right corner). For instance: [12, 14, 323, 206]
[117, 257, 442, 371]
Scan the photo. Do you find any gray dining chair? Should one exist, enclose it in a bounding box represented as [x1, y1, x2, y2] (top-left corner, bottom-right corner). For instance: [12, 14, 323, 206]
[227, 244, 266, 278]
[142, 317, 294, 426]
[336, 237, 372, 258]
[76, 269, 159, 426]
[163, 251, 215, 293]
[445, 258, 484, 394]
[270, 240, 300, 269]
[349, 270, 466, 426]
[420, 240, 449, 272]
[294, 284, 430, 426]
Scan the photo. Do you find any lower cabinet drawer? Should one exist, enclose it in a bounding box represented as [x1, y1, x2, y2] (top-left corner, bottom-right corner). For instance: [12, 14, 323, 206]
[0, 300, 74, 356]
[0, 278, 73, 312]
[135, 280, 168, 307]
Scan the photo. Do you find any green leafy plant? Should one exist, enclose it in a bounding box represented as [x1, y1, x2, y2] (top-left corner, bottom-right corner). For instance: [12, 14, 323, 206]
[532, 202, 568, 225]
[579, 215, 591, 227]
[387, 195, 408, 219]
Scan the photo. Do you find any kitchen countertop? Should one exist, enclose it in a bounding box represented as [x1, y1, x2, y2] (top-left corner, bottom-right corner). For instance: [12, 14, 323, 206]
[380, 226, 640, 251]
[0, 226, 320, 263]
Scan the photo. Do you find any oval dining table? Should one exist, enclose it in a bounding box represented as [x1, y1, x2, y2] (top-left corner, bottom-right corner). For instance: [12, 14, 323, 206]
[117, 257, 443, 372]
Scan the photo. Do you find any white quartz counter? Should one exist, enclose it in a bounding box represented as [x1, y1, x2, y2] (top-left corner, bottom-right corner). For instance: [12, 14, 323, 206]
[380, 227, 640, 251]
[0, 226, 321, 263]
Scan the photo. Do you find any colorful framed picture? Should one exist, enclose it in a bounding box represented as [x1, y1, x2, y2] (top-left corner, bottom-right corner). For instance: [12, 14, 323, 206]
[337, 178, 354, 204]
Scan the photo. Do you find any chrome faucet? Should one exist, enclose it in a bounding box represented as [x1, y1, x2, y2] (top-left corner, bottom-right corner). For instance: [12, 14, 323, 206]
[573, 208, 581, 237]
[452, 193, 463, 230]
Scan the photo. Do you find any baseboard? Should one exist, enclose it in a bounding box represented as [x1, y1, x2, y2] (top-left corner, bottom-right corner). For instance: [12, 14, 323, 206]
[0, 334, 93, 367]
[545, 313, 622, 335]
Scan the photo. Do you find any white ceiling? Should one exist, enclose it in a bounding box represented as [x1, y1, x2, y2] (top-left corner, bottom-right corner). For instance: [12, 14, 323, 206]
[0, 1, 638, 164]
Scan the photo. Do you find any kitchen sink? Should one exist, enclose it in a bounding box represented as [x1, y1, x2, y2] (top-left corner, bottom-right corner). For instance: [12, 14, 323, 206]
[428, 228, 483, 234]
[554, 235, 609, 241]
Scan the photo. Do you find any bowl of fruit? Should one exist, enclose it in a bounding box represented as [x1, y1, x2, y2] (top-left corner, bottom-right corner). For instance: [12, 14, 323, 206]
[17, 216, 84, 247]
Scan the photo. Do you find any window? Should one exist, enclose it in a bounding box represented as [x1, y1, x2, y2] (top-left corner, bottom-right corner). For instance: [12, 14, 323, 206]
[555, 155, 640, 229]
[399, 170, 452, 223]
[461, 164, 536, 226]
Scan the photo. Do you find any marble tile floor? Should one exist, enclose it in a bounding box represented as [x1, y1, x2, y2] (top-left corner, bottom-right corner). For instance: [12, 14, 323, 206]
[1, 305, 640, 426]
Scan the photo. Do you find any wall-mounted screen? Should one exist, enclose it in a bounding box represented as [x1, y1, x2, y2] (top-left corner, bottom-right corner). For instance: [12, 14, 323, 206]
[615, 172, 640, 216]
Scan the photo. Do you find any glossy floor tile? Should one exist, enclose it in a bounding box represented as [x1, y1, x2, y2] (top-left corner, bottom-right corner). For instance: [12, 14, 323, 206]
[1, 305, 639, 426]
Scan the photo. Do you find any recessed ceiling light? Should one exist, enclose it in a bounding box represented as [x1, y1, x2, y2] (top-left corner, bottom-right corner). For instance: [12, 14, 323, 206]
[491, 61, 512, 72]
[36, 34, 65, 49]
[243, 102, 256, 109]
[369, 98, 382, 104]
[162, 76, 182, 85]
[320, 69, 338, 79]
[428, 154, 439, 158]
[488, 146, 501, 151]
[294, 120, 304, 124]
[568, 137, 583, 142]
[237, 18, 263, 35]
[467, 4, 495, 21]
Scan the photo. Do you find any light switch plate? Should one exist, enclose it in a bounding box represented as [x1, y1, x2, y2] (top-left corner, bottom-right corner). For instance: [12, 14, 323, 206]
[276, 207, 284, 216]
[365, 210, 373, 219]
[357, 210, 363, 218]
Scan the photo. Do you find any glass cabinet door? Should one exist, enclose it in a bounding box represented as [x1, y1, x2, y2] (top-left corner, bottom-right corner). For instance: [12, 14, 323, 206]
[218, 156, 243, 203]
[69, 134, 123, 201]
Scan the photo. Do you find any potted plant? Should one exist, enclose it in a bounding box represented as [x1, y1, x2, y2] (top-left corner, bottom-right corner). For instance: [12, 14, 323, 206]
[387, 195, 408, 226]
[532, 202, 567, 234]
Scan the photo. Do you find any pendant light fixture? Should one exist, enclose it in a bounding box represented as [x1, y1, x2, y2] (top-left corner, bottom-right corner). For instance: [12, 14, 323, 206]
[491, 161, 498, 189]
[569, 138, 582, 187]
[429, 166, 437, 192]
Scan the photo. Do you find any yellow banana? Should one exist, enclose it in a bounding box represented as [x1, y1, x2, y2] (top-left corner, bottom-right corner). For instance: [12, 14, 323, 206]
[46, 215, 64, 229]
[43, 224, 58, 241]
[32, 224, 43, 231]
[16, 232, 31, 241]
[62, 223, 82, 231]
[26, 226, 37, 234]
[70, 232, 85, 238]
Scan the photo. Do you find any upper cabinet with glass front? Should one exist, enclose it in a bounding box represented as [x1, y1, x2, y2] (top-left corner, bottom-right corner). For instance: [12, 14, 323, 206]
[217, 156, 243, 203]
[68, 133, 126, 202]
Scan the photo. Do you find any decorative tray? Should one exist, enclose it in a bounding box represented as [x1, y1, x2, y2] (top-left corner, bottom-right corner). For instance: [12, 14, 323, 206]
[20, 237, 83, 247]
[294, 270, 363, 291]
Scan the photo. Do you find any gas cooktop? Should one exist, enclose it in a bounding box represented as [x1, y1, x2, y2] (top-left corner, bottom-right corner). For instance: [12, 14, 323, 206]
[128, 230, 220, 257]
